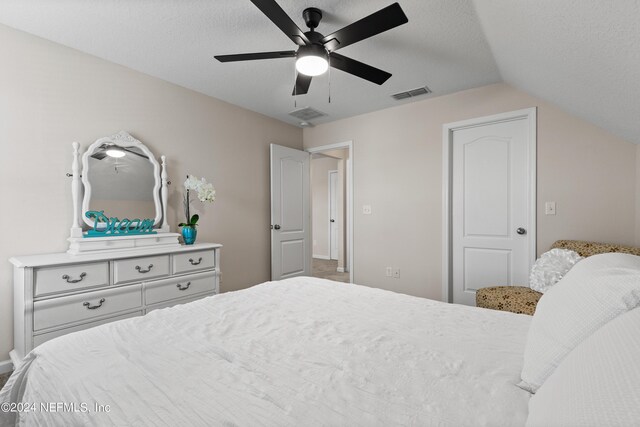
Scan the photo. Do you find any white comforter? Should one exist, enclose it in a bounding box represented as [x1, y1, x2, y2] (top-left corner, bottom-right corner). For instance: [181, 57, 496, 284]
[0, 278, 532, 427]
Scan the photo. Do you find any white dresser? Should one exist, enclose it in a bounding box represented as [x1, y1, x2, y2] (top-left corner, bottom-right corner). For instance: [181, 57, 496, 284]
[10, 243, 221, 367]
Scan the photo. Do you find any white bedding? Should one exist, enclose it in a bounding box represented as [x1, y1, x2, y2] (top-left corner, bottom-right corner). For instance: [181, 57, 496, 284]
[0, 277, 532, 426]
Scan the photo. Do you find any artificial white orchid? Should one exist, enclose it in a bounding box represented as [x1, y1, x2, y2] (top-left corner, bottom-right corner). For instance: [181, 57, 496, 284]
[184, 175, 202, 191]
[180, 175, 216, 228]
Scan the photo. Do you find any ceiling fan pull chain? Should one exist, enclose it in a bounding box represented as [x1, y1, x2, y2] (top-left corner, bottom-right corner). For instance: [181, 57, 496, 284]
[293, 62, 298, 108]
[328, 55, 331, 104]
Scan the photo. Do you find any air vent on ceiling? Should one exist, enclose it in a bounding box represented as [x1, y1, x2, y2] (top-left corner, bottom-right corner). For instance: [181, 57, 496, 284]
[391, 86, 432, 101]
[289, 107, 327, 121]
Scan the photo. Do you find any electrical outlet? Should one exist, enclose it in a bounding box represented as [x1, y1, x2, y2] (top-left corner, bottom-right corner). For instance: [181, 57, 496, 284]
[385, 267, 392, 277]
[362, 205, 372, 215]
[393, 268, 400, 279]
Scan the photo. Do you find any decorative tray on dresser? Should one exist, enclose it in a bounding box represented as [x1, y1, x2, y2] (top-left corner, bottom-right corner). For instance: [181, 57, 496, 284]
[10, 243, 221, 367]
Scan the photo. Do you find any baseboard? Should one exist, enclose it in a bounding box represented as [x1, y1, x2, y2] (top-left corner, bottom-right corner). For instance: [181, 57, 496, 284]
[312, 254, 330, 260]
[336, 267, 345, 273]
[0, 359, 13, 374]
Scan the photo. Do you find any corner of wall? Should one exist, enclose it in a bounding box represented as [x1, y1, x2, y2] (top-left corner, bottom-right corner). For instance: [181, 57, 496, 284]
[636, 145, 640, 246]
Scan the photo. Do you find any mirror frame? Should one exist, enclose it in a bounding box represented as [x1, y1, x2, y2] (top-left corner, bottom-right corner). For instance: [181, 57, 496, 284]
[81, 131, 163, 229]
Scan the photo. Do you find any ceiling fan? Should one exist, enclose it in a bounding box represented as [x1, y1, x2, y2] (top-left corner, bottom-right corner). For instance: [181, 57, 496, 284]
[91, 144, 149, 160]
[214, 1, 408, 96]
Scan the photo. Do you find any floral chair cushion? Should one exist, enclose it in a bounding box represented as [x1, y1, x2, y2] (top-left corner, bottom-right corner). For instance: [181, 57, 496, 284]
[550, 240, 640, 258]
[476, 286, 541, 315]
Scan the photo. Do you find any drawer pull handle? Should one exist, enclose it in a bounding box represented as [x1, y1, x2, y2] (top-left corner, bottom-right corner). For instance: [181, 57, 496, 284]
[62, 272, 86, 283]
[83, 298, 105, 310]
[189, 257, 203, 265]
[135, 264, 154, 274]
[176, 282, 191, 291]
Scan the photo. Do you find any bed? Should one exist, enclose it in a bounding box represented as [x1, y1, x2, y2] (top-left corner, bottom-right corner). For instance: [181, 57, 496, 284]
[6, 252, 640, 427]
[0, 277, 532, 426]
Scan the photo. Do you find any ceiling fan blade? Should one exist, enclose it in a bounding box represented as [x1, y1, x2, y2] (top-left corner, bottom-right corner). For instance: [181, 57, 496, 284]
[321, 2, 408, 52]
[329, 53, 392, 85]
[292, 73, 312, 96]
[91, 152, 108, 160]
[215, 50, 296, 62]
[122, 147, 149, 159]
[249, 0, 310, 46]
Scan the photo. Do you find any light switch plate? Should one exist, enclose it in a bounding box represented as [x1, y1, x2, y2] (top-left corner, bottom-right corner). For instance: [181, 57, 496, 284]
[545, 202, 556, 215]
[362, 205, 372, 215]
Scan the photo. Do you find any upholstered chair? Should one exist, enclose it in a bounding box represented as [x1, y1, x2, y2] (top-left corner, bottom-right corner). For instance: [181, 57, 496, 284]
[475, 240, 640, 315]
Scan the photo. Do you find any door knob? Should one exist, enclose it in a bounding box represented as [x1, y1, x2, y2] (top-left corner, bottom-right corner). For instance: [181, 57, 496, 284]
[274, 224, 281, 230]
[516, 227, 527, 235]
[330, 219, 335, 223]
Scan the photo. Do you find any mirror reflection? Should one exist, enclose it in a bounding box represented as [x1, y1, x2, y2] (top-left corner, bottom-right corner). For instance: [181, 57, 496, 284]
[86, 144, 156, 222]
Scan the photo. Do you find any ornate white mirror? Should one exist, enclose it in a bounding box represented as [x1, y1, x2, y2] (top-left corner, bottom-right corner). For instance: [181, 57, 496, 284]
[81, 131, 162, 229]
[67, 131, 179, 254]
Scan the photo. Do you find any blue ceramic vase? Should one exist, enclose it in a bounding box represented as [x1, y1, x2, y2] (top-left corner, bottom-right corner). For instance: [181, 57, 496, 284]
[181, 226, 197, 245]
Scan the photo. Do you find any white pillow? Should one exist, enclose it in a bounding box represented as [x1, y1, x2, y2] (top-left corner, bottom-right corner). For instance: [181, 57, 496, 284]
[519, 252, 640, 393]
[526, 307, 640, 427]
[529, 248, 583, 293]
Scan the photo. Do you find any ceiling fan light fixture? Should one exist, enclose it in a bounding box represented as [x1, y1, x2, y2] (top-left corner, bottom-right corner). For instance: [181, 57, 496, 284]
[295, 45, 328, 77]
[214, 1, 409, 95]
[105, 147, 126, 158]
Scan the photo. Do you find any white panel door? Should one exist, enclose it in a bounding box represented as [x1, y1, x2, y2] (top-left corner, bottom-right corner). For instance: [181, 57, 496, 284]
[329, 170, 339, 260]
[452, 118, 533, 306]
[270, 144, 311, 280]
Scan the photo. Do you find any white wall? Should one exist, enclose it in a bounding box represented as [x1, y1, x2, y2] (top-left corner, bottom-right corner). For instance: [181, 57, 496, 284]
[304, 83, 638, 300]
[336, 157, 347, 271]
[317, 149, 349, 271]
[0, 24, 302, 361]
[311, 156, 339, 259]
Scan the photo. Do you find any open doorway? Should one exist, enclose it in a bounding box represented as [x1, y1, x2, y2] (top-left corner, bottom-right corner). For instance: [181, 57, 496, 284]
[308, 143, 352, 283]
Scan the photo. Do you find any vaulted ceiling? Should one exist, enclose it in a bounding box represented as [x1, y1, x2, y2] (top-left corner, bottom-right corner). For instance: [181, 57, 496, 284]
[0, 1, 638, 143]
[473, 0, 640, 144]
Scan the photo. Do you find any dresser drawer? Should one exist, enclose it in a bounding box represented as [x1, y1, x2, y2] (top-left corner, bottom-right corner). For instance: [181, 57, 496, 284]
[33, 284, 143, 331]
[113, 255, 170, 284]
[146, 294, 212, 314]
[144, 271, 216, 306]
[33, 311, 143, 348]
[173, 250, 216, 275]
[35, 262, 109, 297]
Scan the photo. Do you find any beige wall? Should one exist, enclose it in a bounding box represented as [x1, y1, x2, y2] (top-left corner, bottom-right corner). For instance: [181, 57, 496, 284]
[0, 25, 302, 361]
[637, 146, 640, 245]
[311, 156, 339, 258]
[304, 83, 638, 300]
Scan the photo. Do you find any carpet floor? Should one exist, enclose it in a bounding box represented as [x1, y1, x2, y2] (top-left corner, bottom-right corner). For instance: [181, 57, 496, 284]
[312, 258, 349, 283]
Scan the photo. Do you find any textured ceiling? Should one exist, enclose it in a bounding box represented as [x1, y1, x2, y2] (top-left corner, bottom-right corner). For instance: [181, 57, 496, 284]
[0, 0, 500, 127]
[472, 0, 640, 144]
[0, 1, 638, 143]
